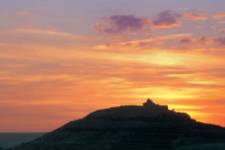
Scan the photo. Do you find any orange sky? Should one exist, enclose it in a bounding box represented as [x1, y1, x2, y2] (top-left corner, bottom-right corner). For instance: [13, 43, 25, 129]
[0, 1, 225, 132]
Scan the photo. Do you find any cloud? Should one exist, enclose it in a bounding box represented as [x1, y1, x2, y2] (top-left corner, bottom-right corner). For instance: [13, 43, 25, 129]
[14, 28, 80, 39]
[180, 37, 192, 44]
[152, 9, 209, 29]
[94, 33, 192, 50]
[176, 36, 225, 49]
[182, 10, 209, 21]
[95, 10, 222, 35]
[95, 15, 149, 34]
[152, 10, 181, 28]
[213, 12, 225, 20]
[0, 27, 93, 47]
[212, 12, 225, 24]
[177, 36, 225, 49]
[1, 39, 225, 130]
[215, 37, 225, 46]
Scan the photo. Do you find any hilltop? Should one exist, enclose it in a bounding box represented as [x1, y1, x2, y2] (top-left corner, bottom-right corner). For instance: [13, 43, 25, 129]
[8, 99, 225, 150]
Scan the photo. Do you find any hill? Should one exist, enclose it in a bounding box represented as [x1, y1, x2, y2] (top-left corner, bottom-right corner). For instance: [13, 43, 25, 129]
[8, 99, 225, 150]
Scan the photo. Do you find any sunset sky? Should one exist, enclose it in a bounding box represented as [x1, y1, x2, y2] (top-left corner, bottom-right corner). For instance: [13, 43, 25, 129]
[0, 0, 225, 132]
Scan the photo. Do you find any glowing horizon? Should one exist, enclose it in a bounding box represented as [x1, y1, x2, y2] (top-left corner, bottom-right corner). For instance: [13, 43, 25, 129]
[0, 0, 225, 132]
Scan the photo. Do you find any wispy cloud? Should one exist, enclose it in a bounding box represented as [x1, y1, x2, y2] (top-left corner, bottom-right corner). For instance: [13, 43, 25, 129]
[182, 10, 209, 21]
[13, 28, 82, 39]
[213, 12, 225, 20]
[1, 5, 225, 131]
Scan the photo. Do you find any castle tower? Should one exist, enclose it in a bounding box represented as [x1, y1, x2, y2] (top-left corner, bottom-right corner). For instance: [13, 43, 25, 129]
[143, 98, 156, 108]
[143, 98, 169, 112]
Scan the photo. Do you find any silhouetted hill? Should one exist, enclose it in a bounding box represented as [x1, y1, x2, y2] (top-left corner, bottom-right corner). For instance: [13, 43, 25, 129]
[8, 99, 225, 150]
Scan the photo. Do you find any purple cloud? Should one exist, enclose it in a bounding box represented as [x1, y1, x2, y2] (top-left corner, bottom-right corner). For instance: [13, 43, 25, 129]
[153, 10, 181, 28]
[95, 15, 149, 34]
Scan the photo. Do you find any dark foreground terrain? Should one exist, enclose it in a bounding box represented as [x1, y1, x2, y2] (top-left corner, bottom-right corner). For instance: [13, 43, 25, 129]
[0, 133, 43, 149]
[7, 100, 225, 150]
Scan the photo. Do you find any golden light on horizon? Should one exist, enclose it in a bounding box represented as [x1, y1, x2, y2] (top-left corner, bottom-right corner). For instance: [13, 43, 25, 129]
[0, 1, 225, 132]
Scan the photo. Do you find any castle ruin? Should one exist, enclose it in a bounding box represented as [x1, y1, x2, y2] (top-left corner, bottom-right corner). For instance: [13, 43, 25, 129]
[143, 98, 168, 112]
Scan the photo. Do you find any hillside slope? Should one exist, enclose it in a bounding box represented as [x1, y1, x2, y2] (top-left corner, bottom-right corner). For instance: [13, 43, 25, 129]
[9, 99, 225, 150]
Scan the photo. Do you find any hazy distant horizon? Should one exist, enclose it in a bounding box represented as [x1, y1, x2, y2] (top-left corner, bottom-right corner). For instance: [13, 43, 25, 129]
[0, 133, 44, 148]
